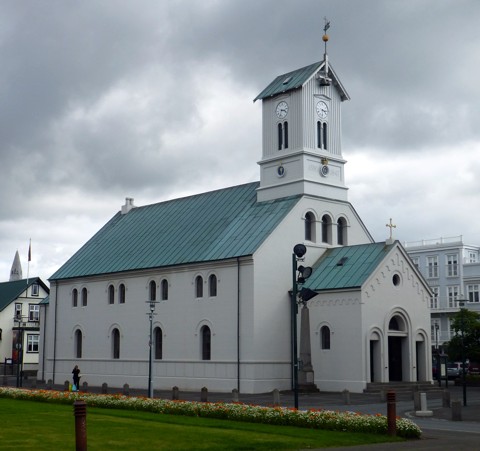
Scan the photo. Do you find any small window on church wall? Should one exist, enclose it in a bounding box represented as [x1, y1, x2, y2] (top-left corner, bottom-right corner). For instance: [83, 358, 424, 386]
[305, 212, 315, 242]
[277, 123, 283, 150]
[81, 288, 87, 307]
[201, 325, 211, 360]
[321, 326, 331, 350]
[161, 279, 169, 301]
[112, 328, 120, 359]
[75, 329, 82, 359]
[317, 121, 321, 148]
[72, 289, 78, 308]
[108, 285, 114, 304]
[392, 274, 401, 286]
[389, 317, 400, 330]
[322, 122, 327, 150]
[119, 284, 126, 304]
[321, 214, 332, 244]
[154, 327, 163, 359]
[195, 276, 203, 298]
[284, 122, 288, 149]
[337, 217, 347, 245]
[209, 274, 217, 297]
[149, 281, 156, 301]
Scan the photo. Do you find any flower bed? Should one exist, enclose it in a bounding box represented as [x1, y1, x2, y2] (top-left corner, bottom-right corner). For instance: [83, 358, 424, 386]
[0, 387, 421, 439]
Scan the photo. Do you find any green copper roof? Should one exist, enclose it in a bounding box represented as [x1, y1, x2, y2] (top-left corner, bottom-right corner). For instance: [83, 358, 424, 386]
[0, 277, 48, 312]
[254, 61, 322, 101]
[50, 182, 301, 280]
[303, 242, 394, 291]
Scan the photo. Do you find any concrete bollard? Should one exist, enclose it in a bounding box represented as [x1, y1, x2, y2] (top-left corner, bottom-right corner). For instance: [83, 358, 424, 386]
[201, 387, 208, 402]
[172, 386, 179, 400]
[443, 389, 450, 408]
[82, 381, 88, 392]
[101, 382, 108, 394]
[73, 400, 87, 451]
[386, 391, 396, 436]
[413, 391, 421, 411]
[342, 389, 351, 405]
[451, 399, 462, 421]
[415, 392, 433, 417]
[123, 383, 130, 396]
[272, 389, 280, 406]
[232, 388, 239, 403]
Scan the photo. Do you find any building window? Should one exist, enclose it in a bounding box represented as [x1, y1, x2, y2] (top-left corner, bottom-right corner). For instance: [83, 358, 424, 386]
[161, 279, 169, 301]
[447, 286, 459, 308]
[317, 122, 327, 149]
[305, 212, 315, 242]
[112, 328, 120, 359]
[75, 329, 82, 359]
[119, 284, 126, 304]
[411, 257, 420, 269]
[31, 283, 39, 296]
[26, 334, 39, 353]
[108, 285, 115, 305]
[430, 287, 439, 309]
[195, 276, 203, 298]
[154, 327, 162, 359]
[15, 303, 22, 320]
[467, 284, 479, 302]
[278, 122, 288, 150]
[72, 289, 78, 308]
[149, 281, 156, 301]
[209, 274, 217, 297]
[337, 217, 347, 245]
[201, 325, 211, 360]
[28, 304, 40, 322]
[321, 214, 332, 244]
[468, 252, 478, 263]
[446, 254, 459, 277]
[320, 326, 330, 350]
[81, 288, 87, 307]
[427, 256, 438, 278]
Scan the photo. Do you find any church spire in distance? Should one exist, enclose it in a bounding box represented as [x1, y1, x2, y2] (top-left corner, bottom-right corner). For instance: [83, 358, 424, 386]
[10, 250, 23, 281]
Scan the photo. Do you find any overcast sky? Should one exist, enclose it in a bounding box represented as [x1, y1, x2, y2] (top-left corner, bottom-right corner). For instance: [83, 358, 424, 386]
[2, 0, 480, 283]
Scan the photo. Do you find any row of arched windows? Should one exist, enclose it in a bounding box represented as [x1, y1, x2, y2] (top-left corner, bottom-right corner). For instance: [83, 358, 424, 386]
[73, 325, 212, 361]
[305, 212, 348, 245]
[72, 275, 218, 307]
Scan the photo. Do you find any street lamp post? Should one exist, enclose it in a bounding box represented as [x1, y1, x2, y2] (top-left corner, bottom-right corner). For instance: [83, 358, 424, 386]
[458, 301, 467, 406]
[147, 299, 157, 398]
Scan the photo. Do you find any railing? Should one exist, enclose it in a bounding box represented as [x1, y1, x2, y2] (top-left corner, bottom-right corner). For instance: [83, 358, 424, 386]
[404, 235, 463, 248]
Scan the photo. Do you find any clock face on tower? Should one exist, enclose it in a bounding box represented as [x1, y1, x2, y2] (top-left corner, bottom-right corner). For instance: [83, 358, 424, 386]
[316, 100, 329, 119]
[275, 101, 289, 119]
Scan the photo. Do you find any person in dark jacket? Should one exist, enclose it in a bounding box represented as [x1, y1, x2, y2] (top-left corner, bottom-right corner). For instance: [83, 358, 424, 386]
[72, 365, 80, 391]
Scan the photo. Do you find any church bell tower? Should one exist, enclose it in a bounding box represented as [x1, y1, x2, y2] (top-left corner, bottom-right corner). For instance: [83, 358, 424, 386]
[254, 23, 350, 203]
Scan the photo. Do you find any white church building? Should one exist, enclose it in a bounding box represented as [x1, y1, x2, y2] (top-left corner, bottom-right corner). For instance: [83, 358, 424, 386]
[39, 38, 432, 393]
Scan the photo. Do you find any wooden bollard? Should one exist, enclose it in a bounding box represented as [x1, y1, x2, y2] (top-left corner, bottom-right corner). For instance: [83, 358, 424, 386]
[201, 387, 208, 402]
[123, 383, 130, 396]
[73, 400, 87, 451]
[46, 379, 53, 390]
[101, 382, 108, 394]
[64, 380, 70, 391]
[82, 381, 88, 393]
[342, 389, 350, 405]
[387, 391, 396, 436]
[172, 386, 179, 400]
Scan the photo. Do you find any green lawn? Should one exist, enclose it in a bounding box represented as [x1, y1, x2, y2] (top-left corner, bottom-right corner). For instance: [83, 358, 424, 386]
[0, 398, 403, 450]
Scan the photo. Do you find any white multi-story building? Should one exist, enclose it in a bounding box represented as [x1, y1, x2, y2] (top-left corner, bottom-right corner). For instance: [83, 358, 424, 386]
[404, 236, 480, 353]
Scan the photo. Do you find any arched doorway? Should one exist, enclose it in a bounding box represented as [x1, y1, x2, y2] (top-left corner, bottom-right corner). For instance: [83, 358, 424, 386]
[387, 315, 409, 382]
[369, 330, 382, 382]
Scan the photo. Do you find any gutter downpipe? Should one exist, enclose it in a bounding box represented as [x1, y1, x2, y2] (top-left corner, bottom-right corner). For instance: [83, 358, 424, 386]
[52, 281, 59, 383]
[237, 257, 241, 392]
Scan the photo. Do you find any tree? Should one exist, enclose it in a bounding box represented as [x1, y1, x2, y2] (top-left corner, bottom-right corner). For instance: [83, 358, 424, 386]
[446, 309, 480, 363]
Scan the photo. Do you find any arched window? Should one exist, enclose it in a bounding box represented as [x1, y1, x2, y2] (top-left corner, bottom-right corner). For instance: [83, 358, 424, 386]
[277, 123, 283, 150]
[195, 276, 203, 298]
[321, 214, 332, 244]
[321, 326, 331, 350]
[81, 288, 87, 307]
[389, 317, 400, 331]
[149, 281, 156, 301]
[75, 329, 82, 359]
[209, 274, 217, 297]
[108, 285, 115, 305]
[119, 284, 126, 304]
[284, 121, 289, 149]
[72, 289, 78, 308]
[317, 121, 322, 148]
[161, 279, 168, 301]
[337, 217, 347, 245]
[112, 328, 120, 359]
[201, 325, 211, 360]
[322, 122, 328, 150]
[154, 327, 163, 360]
[305, 212, 315, 242]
